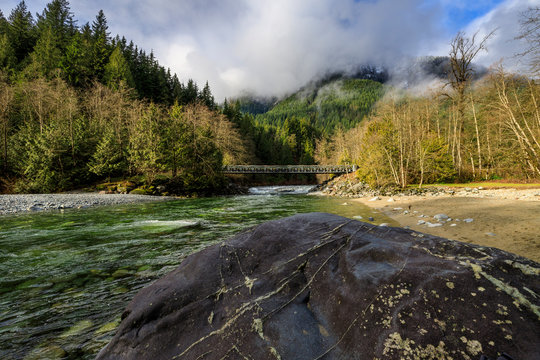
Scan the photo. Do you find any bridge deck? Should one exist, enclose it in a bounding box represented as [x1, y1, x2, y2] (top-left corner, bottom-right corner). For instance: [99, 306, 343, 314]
[223, 165, 356, 174]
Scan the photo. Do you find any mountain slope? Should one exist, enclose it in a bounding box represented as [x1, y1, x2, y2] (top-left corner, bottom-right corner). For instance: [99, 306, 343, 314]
[253, 78, 384, 133]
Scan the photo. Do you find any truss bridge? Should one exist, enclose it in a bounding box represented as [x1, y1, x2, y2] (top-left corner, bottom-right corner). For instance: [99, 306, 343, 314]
[222, 165, 357, 174]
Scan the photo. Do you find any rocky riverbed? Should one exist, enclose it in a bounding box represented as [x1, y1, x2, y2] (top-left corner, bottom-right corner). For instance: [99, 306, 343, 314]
[312, 174, 540, 262]
[0, 193, 173, 215]
[313, 174, 540, 200]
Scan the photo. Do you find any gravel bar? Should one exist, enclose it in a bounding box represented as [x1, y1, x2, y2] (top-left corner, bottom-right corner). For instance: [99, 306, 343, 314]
[0, 193, 174, 215]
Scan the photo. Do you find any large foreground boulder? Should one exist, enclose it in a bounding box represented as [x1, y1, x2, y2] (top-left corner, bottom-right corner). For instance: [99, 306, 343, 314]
[98, 213, 540, 359]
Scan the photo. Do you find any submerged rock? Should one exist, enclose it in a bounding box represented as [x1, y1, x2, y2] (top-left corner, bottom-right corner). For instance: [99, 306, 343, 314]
[97, 213, 540, 360]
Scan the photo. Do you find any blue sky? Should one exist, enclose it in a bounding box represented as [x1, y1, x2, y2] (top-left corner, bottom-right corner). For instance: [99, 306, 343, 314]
[0, 0, 532, 98]
[435, 0, 507, 33]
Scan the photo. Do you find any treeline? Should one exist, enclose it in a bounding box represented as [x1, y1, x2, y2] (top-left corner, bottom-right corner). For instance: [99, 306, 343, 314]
[316, 68, 540, 187]
[223, 101, 319, 166]
[254, 79, 384, 134]
[0, 78, 249, 193]
[0, 1, 250, 194]
[0, 0, 215, 107]
[317, 25, 540, 187]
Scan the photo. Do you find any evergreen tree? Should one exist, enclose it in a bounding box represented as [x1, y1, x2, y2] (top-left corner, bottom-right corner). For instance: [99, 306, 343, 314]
[89, 126, 126, 180]
[36, 0, 76, 51]
[103, 46, 134, 90]
[128, 104, 165, 184]
[182, 79, 198, 104]
[0, 33, 16, 70]
[0, 10, 9, 35]
[29, 25, 62, 77]
[199, 81, 215, 109]
[91, 10, 110, 80]
[61, 31, 92, 86]
[8, 1, 36, 64]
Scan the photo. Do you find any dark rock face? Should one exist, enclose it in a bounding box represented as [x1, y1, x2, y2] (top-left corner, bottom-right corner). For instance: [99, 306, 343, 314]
[97, 213, 540, 360]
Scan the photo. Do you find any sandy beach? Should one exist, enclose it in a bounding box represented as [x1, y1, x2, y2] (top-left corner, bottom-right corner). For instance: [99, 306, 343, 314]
[354, 188, 540, 262]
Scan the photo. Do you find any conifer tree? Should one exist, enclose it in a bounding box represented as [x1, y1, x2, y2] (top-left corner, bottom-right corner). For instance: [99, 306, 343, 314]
[103, 46, 134, 90]
[29, 26, 62, 77]
[0, 34, 16, 70]
[199, 81, 215, 109]
[0, 10, 9, 35]
[91, 10, 110, 80]
[36, 0, 76, 51]
[61, 31, 92, 86]
[182, 79, 198, 104]
[8, 1, 36, 63]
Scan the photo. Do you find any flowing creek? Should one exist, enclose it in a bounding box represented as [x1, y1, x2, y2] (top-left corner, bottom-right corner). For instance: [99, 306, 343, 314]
[0, 187, 397, 359]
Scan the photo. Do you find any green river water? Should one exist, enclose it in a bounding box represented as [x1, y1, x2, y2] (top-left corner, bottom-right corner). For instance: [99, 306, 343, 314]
[0, 188, 396, 359]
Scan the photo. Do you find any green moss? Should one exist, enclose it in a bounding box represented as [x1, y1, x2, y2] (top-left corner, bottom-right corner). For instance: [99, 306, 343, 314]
[60, 320, 93, 338]
[95, 318, 121, 335]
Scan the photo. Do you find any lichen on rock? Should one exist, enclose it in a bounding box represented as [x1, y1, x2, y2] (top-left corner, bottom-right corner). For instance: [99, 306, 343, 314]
[97, 213, 540, 360]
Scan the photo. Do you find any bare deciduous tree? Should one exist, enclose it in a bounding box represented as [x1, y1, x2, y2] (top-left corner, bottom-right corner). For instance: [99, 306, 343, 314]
[446, 30, 495, 173]
[516, 7, 540, 75]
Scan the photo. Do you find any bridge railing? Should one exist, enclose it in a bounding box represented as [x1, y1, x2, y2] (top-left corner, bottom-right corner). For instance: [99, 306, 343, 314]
[222, 165, 357, 174]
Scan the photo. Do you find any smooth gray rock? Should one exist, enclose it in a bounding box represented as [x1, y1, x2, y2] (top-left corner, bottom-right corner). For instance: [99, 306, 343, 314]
[434, 214, 449, 221]
[97, 213, 540, 360]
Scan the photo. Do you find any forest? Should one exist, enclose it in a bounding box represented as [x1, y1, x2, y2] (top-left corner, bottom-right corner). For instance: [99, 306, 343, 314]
[0, 1, 538, 194]
[315, 11, 540, 188]
[0, 0, 321, 194]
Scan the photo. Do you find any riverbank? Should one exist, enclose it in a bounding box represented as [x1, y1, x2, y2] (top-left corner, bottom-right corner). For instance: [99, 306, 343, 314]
[0, 193, 174, 215]
[314, 174, 540, 261]
[355, 193, 540, 262]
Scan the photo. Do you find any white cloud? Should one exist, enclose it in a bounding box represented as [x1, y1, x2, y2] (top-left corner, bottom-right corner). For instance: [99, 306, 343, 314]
[459, 0, 536, 74]
[129, 0, 447, 100]
[1, 0, 532, 99]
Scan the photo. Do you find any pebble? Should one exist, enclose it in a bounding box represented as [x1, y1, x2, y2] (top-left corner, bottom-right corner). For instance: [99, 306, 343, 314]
[403, 210, 409, 215]
[368, 217, 374, 221]
[393, 207, 403, 211]
[379, 223, 390, 227]
[450, 224, 457, 227]
[0, 194, 171, 215]
[485, 232, 496, 237]
[418, 220, 426, 225]
[368, 197, 380, 202]
[463, 218, 474, 223]
[353, 215, 363, 220]
[387, 198, 395, 202]
[427, 222, 443, 228]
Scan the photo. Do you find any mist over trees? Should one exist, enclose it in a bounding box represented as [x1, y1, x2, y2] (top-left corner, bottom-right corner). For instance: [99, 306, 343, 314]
[316, 23, 540, 187]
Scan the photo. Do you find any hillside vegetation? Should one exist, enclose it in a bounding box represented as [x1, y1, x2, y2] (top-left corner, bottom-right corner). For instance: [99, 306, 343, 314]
[254, 79, 384, 133]
[0, 1, 244, 194]
[316, 19, 540, 187]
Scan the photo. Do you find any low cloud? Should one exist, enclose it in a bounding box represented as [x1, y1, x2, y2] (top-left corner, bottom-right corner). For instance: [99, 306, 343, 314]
[80, 0, 448, 100]
[1, 0, 533, 100]
[463, 0, 538, 75]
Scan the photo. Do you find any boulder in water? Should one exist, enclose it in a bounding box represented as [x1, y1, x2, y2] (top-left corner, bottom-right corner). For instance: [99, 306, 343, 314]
[97, 213, 540, 359]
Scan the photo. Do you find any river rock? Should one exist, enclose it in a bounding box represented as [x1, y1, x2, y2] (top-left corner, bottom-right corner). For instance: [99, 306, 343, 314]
[434, 213, 449, 221]
[97, 213, 540, 360]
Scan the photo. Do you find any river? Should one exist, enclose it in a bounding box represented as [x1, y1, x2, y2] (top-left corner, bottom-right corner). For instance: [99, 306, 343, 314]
[0, 187, 396, 359]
